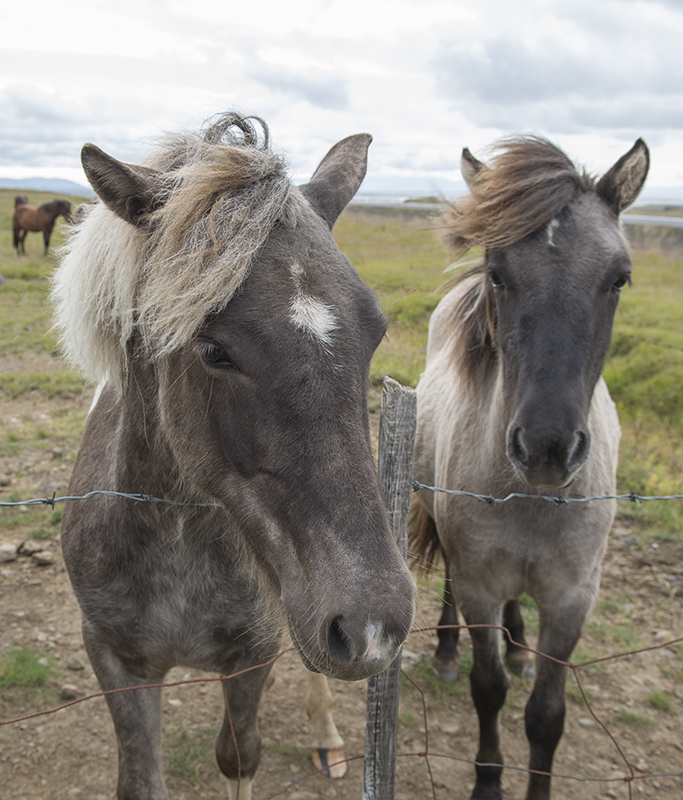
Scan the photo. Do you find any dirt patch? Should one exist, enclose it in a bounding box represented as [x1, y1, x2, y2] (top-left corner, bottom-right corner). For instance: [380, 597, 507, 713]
[1, 364, 683, 799]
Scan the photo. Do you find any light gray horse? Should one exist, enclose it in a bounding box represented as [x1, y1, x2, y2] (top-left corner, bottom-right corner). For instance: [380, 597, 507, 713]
[52, 113, 415, 800]
[411, 136, 649, 800]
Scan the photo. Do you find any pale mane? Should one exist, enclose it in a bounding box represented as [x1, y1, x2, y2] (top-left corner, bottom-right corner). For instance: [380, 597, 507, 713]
[52, 113, 303, 391]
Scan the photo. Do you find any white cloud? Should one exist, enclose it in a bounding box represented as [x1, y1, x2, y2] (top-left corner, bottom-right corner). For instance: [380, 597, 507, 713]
[0, 0, 682, 188]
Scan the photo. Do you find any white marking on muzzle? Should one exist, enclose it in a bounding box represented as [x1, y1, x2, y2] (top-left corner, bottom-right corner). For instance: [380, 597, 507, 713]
[288, 261, 338, 348]
[364, 622, 384, 660]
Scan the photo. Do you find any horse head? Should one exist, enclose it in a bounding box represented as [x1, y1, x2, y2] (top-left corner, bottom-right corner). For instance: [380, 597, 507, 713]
[453, 138, 649, 489]
[64, 117, 415, 681]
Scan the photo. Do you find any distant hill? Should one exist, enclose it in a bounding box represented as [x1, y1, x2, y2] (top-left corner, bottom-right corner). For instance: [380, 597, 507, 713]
[0, 177, 93, 198]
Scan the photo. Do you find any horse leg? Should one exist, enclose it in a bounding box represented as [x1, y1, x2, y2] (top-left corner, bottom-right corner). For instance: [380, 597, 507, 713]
[43, 224, 54, 255]
[523, 601, 588, 800]
[215, 657, 275, 800]
[503, 599, 534, 678]
[466, 607, 509, 800]
[433, 562, 460, 682]
[82, 621, 168, 800]
[17, 230, 27, 256]
[306, 672, 346, 778]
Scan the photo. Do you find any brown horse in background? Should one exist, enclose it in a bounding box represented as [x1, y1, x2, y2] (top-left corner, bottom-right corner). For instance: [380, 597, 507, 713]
[12, 197, 73, 255]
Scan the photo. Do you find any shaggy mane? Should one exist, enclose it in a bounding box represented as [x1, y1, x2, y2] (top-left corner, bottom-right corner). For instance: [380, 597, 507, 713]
[440, 136, 593, 386]
[52, 112, 302, 391]
[441, 136, 592, 252]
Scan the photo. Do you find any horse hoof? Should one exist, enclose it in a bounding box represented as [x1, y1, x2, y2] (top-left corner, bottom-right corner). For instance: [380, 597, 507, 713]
[470, 787, 502, 800]
[312, 746, 347, 778]
[432, 660, 459, 683]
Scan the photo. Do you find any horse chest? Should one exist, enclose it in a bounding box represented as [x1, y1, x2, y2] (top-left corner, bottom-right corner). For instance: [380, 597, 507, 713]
[440, 499, 607, 599]
[68, 520, 267, 670]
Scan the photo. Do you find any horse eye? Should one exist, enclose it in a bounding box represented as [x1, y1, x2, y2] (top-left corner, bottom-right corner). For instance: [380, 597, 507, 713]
[201, 342, 236, 369]
[612, 274, 631, 292]
[488, 268, 505, 289]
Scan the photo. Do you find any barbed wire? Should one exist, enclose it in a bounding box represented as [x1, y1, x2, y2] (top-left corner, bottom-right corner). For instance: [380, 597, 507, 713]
[412, 481, 683, 506]
[3, 484, 683, 511]
[0, 489, 222, 509]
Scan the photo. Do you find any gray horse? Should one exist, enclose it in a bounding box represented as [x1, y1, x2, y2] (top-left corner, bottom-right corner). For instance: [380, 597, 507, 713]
[52, 113, 415, 800]
[411, 136, 649, 800]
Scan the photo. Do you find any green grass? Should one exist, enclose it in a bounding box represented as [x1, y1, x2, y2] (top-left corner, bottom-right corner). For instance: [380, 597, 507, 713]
[165, 724, 217, 784]
[585, 617, 644, 652]
[0, 648, 59, 703]
[566, 683, 597, 705]
[402, 652, 472, 709]
[0, 647, 56, 687]
[334, 209, 450, 387]
[0, 370, 88, 399]
[398, 709, 416, 726]
[646, 690, 675, 712]
[616, 707, 655, 726]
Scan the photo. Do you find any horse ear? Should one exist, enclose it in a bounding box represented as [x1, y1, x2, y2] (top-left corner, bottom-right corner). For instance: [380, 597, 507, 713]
[596, 139, 650, 215]
[461, 147, 485, 190]
[299, 133, 372, 229]
[81, 143, 162, 228]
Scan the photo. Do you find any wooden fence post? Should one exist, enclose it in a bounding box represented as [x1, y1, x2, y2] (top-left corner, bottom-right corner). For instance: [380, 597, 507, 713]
[362, 377, 417, 800]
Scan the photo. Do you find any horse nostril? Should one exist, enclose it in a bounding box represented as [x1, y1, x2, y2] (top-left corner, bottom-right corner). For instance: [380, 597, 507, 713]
[327, 616, 355, 663]
[567, 430, 591, 473]
[508, 426, 529, 470]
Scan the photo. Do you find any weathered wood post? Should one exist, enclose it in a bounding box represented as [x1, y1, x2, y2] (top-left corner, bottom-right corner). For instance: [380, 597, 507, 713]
[362, 377, 417, 800]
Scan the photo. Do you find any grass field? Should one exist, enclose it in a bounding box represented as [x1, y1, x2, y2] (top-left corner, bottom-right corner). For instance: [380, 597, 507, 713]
[1, 188, 683, 540]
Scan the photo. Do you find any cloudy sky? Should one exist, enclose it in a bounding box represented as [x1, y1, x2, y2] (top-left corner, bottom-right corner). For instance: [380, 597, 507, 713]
[1, 0, 682, 195]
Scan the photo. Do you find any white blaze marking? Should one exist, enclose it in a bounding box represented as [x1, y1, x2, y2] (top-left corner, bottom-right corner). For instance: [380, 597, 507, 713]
[547, 217, 560, 247]
[288, 261, 338, 348]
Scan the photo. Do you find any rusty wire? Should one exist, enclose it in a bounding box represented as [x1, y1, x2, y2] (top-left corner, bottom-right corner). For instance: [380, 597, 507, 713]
[2, 625, 682, 797]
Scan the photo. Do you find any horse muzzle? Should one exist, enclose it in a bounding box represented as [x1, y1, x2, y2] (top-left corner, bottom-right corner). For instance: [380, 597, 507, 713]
[287, 583, 415, 681]
[290, 618, 408, 681]
[507, 424, 591, 490]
